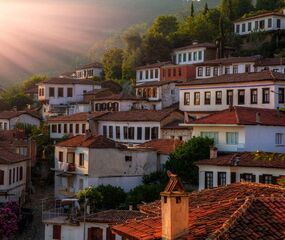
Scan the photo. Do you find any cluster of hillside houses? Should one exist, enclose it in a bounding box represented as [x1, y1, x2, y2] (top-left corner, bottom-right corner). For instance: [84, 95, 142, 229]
[2, 10, 285, 239]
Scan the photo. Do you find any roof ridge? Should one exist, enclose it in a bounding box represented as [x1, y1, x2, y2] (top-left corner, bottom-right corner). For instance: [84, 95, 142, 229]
[209, 197, 254, 239]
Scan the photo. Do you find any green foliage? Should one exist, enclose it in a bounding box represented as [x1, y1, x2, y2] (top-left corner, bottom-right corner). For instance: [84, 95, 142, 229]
[77, 186, 103, 212]
[96, 185, 127, 209]
[149, 16, 178, 39]
[165, 137, 214, 185]
[127, 184, 164, 206]
[143, 171, 168, 185]
[256, 0, 284, 11]
[22, 75, 46, 91]
[102, 48, 124, 80]
[191, 2, 195, 17]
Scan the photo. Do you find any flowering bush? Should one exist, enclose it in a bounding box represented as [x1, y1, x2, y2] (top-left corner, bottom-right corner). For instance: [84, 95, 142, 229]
[0, 202, 19, 239]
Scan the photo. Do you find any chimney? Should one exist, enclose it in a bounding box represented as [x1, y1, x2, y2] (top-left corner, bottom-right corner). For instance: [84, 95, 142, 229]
[210, 147, 218, 159]
[256, 112, 261, 124]
[161, 171, 189, 240]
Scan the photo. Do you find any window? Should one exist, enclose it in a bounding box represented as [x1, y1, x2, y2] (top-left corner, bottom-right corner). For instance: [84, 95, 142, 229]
[178, 68, 182, 76]
[259, 20, 265, 29]
[125, 156, 132, 162]
[173, 68, 176, 77]
[276, 133, 284, 145]
[51, 124, 57, 133]
[206, 67, 211, 76]
[238, 90, 245, 105]
[250, 89, 258, 104]
[233, 65, 238, 74]
[225, 67, 230, 74]
[58, 124, 62, 134]
[268, 18, 272, 28]
[184, 92, 190, 105]
[198, 51, 202, 61]
[79, 153, 84, 167]
[242, 23, 246, 32]
[215, 91, 222, 105]
[205, 172, 213, 189]
[75, 124, 79, 134]
[64, 124, 67, 133]
[168, 69, 171, 77]
[103, 126, 107, 137]
[218, 172, 227, 186]
[59, 152, 63, 162]
[145, 127, 150, 140]
[201, 132, 219, 144]
[213, 67, 218, 77]
[277, 19, 281, 28]
[151, 127, 159, 139]
[248, 22, 252, 31]
[122, 126, 128, 139]
[262, 88, 270, 104]
[137, 127, 142, 140]
[0, 170, 4, 185]
[146, 70, 149, 79]
[197, 67, 203, 77]
[262, 175, 273, 184]
[116, 126, 120, 139]
[183, 53, 187, 62]
[53, 225, 61, 240]
[128, 127, 135, 140]
[178, 54, 182, 63]
[236, 24, 240, 33]
[139, 71, 143, 80]
[19, 167, 23, 181]
[255, 20, 258, 30]
[58, 88, 64, 97]
[82, 124, 86, 133]
[67, 88, 73, 97]
[245, 64, 251, 73]
[67, 152, 75, 164]
[204, 92, 211, 105]
[193, 52, 197, 61]
[279, 88, 285, 104]
[69, 124, 73, 133]
[109, 126, 113, 138]
[155, 69, 159, 78]
[241, 173, 255, 182]
[150, 69, 154, 79]
[194, 92, 200, 105]
[188, 52, 192, 61]
[231, 172, 236, 183]
[49, 87, 55, 97]
[226, 132, 239, 145]
[16, 167, 19, 182]
[227, 90, 233, 105]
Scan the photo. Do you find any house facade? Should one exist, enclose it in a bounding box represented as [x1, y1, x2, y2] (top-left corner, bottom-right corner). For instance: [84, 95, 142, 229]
[75, 62, 103, 79]
[234, 11, 285, 36]
[178, 71, 285, 113]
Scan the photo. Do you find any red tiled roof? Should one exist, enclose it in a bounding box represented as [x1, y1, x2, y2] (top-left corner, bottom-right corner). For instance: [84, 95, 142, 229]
[79, 210, 146, 224]
[135, 80, 181, 88]
[161, 120, 190, 129]
[77, 62, 103, 70]
[137, 139, 182, 155]
[0, 110, 41, 120]
[187, 106, 285, 126]
[235, 11, 285, 22]
[41, 77, 95, 85]
[178, 70, 285, 87]
[112, 182, 285, 239]
[173, 42, 218, 52]
[136, 61, 171, 70]
[195, 152, 285, 169]
[196, 56, 259, 66]
[96, 107, 179, 122]
[56, 135, 126, 149]
[256, 57, 285, 66]
[0, 147, 29, 164]
[47, 112, 107, 123]
[94, 92, 142, 101]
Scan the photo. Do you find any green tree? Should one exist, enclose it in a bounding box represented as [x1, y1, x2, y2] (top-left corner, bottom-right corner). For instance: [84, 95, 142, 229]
[96, 185, 127, 209]
[190, 2, 195, 17]
[22, 75, 47, 91]
[203, 3, 209, 15]
[256, 0, 284, 11]
[221, 0, 234, 20]
[231, 0, 254, 19]
[102, 48, 124, 80]
[149, 16, 178, 39]
[77, 187, 103, 212]
[122, 49, 142, 80]
[165, 137, 214, 185]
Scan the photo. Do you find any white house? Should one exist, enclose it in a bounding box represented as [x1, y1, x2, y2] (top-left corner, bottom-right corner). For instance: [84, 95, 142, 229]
[136, 62, 170, 84]
[196, 149, 285, 190]
[0, 110, 41, 130]
[0, 148, 28, 203]
[53, 135, 160, 198]
[47, 112, 107, 139]
[186, 106, 285, 153]
[43, 209, 145, 240]
[255, 57, 285, 73]
[38, 77, 97, 119]
[178, 70, 285, 114]
[76, 62, 103, 79]
[96, 107, 184, 145]
[234, 11, 285, 36]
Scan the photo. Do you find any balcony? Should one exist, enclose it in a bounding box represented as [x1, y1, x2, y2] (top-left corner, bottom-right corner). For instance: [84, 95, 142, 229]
[57, 162, 76, 172]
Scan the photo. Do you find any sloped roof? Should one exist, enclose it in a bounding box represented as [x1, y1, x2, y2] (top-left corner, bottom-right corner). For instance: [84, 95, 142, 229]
[77, 62, 103, 70]
[56, 135, 126, 149]
[178, 70, 285, 87]
[135, 80, 181, 88]
[0, 110, 41, 120]
[136, 61, 171, 70]
[195, 152, 285, 169]
[235, 11, 285, 23]
[187, 106, 285, 126]
[112, 182, 285, 239]
[137, 139, 182, 155]
[256, 57, 285, 67]
[0, 148, 29, 164]
[94, 92, 142, 101]
[41, 77, 95, 85]
[47, 112, 107, 123]
[196, 56, 259, 66]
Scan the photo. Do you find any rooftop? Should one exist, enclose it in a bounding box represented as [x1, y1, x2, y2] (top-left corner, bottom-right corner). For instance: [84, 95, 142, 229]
[56, 135, 126, 149]
[77, 62, 103, 70]
[94, 92, 142, 101]
[136, 61, 171, 70]
[178, 70, 285, 87]
[235, 11, 285, 23]
[112, 182, 285, 239]
[186, 106, 285, 126]
[0, 147, 29, 164]
[0, 110, 41, 120]
[47, 112, 107, 123]
[137, 139, 182, 155]
[196, 56, 260, 66]
[135, 80, 181, 88]
[40, 77, 95, 85]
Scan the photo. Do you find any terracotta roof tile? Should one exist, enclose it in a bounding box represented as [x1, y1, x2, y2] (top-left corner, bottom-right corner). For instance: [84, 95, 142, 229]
[0, 110, 41, 120]
[178, 70, 285, 86]
[235, 11, 285, 22]
[188, 106, 285, 126]
[56, 135, 126, 149]
[195, 152, 285, 169]
[47, 112, 107, 123]
[112, 182, 285, 239]
[196, 56, 259, 66]
[0, 147, 29, 164]
[136, 61, 171, 70]
[41, 77, 95, 85]
[137, 139, 182, 155]
[135, 80, 182, 88]
[94, 92, 142, 101]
